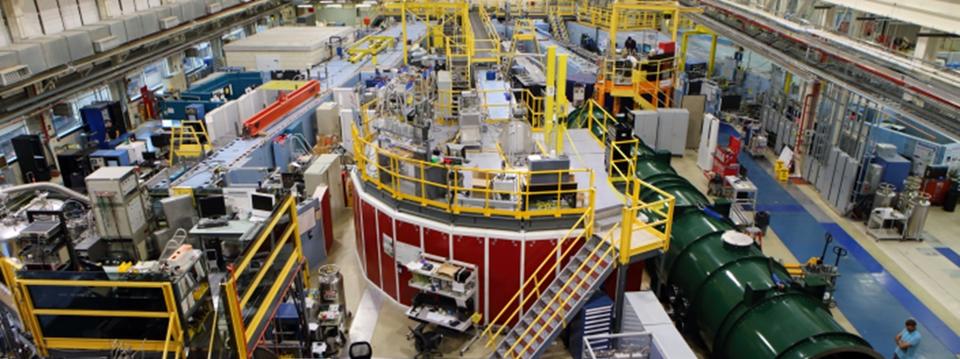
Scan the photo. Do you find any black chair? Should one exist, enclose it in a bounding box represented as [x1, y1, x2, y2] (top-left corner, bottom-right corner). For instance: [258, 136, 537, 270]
[408, 325, 443, 358]
[349, 341, 372, 359]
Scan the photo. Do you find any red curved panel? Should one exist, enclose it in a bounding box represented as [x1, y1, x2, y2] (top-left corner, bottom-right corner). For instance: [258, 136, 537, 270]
[396, 220, 421, 305]
[423, 226, 449, 257]
[360, 201, 380, 286]
[488, 238, 521, 326]
[453, 234, 484, 317]
[378, 211, 397, 300]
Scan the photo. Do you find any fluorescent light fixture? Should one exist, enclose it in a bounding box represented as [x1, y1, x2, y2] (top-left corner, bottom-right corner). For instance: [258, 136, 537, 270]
[297, 4, 314, 8]
[356, 4, 371, 8]
[325, 4, 342, 7]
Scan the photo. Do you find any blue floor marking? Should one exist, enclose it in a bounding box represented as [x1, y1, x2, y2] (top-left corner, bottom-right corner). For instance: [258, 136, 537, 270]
[936, 247, 960, 268]
[718, 123, 960, 357]
[755, 203, 805, 213]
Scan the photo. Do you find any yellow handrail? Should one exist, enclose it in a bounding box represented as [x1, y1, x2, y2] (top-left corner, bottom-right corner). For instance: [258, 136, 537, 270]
[506, 225, 619, 358]
[480, 209, 594, 346]
[352, 115, 596, 219]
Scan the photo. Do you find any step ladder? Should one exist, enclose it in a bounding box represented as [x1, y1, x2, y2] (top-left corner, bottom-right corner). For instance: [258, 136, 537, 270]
[491, 234, 617, 358]
[549, 14, 569, 43]
[169, 120, 210, 165]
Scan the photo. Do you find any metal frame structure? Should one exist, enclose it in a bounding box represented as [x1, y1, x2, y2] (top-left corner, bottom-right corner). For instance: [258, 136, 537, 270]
[0, 0, 287, 126]
[221, 195, 307, 358]
[1, 259, 186, 358]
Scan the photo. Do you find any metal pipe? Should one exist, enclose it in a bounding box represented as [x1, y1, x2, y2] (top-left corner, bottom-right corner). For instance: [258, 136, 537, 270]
[0, 183, 90, 205]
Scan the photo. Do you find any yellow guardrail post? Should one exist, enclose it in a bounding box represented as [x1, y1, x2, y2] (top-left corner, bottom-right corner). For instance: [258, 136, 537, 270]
[544, 46, 556, 149]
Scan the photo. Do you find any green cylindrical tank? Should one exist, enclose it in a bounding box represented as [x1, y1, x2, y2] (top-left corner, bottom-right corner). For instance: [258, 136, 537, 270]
[630, 142, 881, 359]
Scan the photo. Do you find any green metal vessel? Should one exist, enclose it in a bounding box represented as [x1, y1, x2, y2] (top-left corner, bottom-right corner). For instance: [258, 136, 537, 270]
[632, 142, 881, 359]
[566, 107, 881, 358]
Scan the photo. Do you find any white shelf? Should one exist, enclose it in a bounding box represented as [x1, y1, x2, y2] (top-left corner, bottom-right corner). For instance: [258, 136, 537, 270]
[409, 280, 476, 303]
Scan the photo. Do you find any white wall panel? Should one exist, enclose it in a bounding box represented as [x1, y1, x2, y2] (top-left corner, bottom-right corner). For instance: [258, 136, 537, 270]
[58, 0, 83, 29]
[37, 0, 65, 34]
[149, 0, 161, 7]
[78, 0, 100, 23]
[105, 0, 123, 18]
[120, 0, 136, 15]
[0, 7, 10, 46]
[135, 0, 149, 11]
[19, 0, 45, 38]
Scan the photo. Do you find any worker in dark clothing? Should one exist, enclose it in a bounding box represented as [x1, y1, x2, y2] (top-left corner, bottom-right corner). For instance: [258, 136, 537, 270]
[624, 36, 637, 56]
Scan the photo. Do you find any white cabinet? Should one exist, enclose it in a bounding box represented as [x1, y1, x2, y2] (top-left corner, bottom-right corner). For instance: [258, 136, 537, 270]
[630, 110, 658, 148]
[656, 109, 689, 156]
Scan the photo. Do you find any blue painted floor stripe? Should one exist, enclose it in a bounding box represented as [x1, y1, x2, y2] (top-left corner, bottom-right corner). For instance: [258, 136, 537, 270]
[755, 203, 805, 213]
[936, 247, 960, 268]
[719, 123, 960, 357]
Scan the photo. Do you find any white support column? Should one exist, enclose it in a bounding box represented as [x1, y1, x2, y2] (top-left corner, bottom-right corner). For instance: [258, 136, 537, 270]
[1, 0, 33, 41]
[912, 28, 943, 62]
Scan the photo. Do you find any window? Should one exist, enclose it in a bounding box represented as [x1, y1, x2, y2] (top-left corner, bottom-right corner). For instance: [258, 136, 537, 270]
[52, 86, 111, 138]
[127, 61, 166, 100]
[0, 121, 29, 162]
[143, 62, 165, 91]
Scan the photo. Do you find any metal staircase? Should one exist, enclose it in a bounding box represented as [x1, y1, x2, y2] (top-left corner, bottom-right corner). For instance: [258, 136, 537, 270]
[549, 14, 569, 43]
[492, 231, 617, 358]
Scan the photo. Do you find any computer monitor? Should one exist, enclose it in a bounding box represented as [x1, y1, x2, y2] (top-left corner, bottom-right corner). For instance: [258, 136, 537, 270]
[250, 192, 276, 218]
[198, 196, 227, 218]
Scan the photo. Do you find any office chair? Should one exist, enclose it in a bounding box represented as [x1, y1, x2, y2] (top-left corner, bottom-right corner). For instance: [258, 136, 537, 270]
[408, 325, 443, 359]
[348, 341, 372, 359]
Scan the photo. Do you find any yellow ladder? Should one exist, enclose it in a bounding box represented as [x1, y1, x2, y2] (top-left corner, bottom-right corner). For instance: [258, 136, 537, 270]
[169, 120, 211, 165]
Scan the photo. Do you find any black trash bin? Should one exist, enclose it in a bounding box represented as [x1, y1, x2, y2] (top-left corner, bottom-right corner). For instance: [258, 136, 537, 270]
[944, 181, 960, 212]
[755, 210, 771, 235]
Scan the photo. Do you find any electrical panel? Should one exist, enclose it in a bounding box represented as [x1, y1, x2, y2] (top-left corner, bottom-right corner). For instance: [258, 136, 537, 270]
[86, 166, 150, 260]
[12, 135, 52, 182]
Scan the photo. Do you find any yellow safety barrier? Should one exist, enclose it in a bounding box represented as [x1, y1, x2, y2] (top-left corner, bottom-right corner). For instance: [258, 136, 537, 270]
[479, 209, 594, 346]
[506, 224, 619, 358]
[617, 178, 675, 264]
[347, 35, 397, 63]
[596, 56, 675, 110]
[582, 99, 675, 263]
[1, 257, 185, 358]
[222, 195, 305, 358]
[353, 125, 595, 219]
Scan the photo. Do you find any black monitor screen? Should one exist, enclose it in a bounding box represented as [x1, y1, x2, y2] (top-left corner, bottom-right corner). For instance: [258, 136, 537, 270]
[251, 193, 275, 212]
[198, 196, 227, 218]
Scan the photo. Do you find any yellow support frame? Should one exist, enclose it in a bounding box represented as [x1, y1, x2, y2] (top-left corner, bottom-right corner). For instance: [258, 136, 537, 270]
[678, 25, 718, 78]
[352, 120, 596, 220]
[346, 35, 397, 63]
[222, 195, 304, 358]
[1, 258, 185, 358]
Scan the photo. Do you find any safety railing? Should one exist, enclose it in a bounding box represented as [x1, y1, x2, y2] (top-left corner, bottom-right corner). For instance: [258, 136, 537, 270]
[583, 99, 617, 145]
[617, 178, 675, 264]
[597, 57, 675, 109]
[353, 124, 595, 220]
[580, 100, 675, 263]
[1, 261, 186, 358]
[346, 35, 397, 63]
[506, 224, 619, 358]
[516, 88, 545, 128]
[474, 6, 501, 63]
[222, 195, 305, 358]
[354, 126, 594, 219]
[576, 5, 661, 30]
[432, 88, 538, 123]
[480, 209, 595, 346]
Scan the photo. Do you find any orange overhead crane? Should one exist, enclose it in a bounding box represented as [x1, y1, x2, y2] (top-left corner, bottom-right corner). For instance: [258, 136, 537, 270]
[243, 80, 321, 136]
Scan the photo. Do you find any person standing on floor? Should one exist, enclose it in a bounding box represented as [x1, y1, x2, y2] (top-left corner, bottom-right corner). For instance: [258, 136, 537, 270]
[893, 318, 921, 359]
